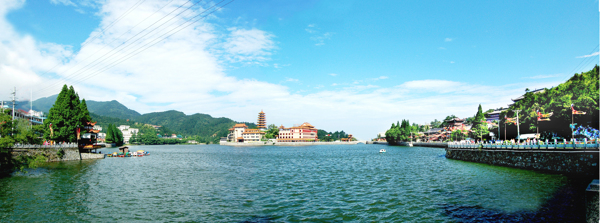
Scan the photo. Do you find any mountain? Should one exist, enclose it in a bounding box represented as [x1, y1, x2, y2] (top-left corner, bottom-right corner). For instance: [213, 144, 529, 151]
[21, 94, 253, 141]
[9, 94, 57, 113]
[18, 94, 140, 120]
[133, 110, 256, 139]
[86, 100, 141, 120]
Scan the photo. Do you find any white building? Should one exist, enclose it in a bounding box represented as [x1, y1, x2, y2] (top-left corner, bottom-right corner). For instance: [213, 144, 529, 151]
[227, 123, 265, 143]
[277, 122, 318, 142]
[118, 125, 139, 144]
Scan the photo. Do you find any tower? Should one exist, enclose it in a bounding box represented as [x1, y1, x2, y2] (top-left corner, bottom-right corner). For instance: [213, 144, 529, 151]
[257, 110, 266, 130]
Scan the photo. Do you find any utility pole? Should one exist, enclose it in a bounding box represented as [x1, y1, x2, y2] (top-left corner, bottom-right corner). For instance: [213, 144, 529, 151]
[11, 87, 16, 134]
[513, 110, 520, 143]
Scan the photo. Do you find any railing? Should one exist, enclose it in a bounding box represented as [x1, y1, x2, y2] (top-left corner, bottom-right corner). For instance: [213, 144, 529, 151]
[10, 143, 78, 149]
[448, 139, 600, 150]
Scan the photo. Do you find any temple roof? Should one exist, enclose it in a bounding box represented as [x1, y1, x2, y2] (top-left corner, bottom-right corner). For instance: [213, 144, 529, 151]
[233, 123, 248, 128]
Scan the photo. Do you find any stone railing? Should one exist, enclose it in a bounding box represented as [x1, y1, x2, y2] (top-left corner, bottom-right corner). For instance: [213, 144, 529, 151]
[10, 143, 78, 149]
[448, 140, 600, 150]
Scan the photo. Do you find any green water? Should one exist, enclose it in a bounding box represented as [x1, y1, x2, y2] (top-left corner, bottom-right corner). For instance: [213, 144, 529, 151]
[0, 145, 579, 222]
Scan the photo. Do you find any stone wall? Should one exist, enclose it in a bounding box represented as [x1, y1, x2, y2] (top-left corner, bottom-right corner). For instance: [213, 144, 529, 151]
[446, 148, 599, 176]
[412, 142, 448, 148]
[10, 147, 104, 162]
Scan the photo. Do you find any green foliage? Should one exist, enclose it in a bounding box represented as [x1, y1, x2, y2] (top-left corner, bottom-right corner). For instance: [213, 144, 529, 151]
[133, 110, 255, 144]
[469, 104, 489, 140]
[43, 85, 93, 143]
[385, 119, 415, 144]
[105, 124, 114, 143]
[85, 100, 141, 120]
[501, 65, 599, 139]
[264, 124, 279, 139]
[451, 130, 467, 141]
[429, 119, 442, 128]
[105, 124, 123, 146]
[317, 129, 349, 142]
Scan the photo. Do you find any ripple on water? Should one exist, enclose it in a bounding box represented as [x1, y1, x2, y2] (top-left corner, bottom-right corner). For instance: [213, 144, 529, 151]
[0, 145, 581, 222]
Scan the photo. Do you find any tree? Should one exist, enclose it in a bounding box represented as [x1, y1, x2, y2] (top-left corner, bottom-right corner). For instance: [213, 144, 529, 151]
[470, 104, 489, 141]
[105, 124, 114, 143]
[43, 85, 93, 143]
[451, 130, 466, 141]
[264, 124, 279, 139]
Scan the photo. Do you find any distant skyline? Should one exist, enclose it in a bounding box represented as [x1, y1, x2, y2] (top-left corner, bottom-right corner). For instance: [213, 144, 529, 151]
[0, 0, 598, 140]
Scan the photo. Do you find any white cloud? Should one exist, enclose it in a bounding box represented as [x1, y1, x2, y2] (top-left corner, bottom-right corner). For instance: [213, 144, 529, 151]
[450, 61, 455, 64]
[0, 0, 569, 140]
[305, 24, 333, 46]
[50, 0, 75, 6]
[223, 27, 276, 63]
[328, 73, 337, 76]
[285, 77, 298, 82]
[577, 52, 599, 58]
[444, 38, 453, 42]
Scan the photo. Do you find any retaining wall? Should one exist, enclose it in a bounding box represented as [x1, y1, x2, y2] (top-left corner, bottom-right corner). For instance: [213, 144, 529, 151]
[446, 148, 599, 176]
[10, 147, 104, 162]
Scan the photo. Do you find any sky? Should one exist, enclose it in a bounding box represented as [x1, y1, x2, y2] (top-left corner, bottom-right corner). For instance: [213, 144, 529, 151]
[0, 0, 598, 140]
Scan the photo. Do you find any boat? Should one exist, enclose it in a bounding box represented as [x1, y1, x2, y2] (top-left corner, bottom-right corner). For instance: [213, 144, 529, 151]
[380, 149, 386, 153]
[112, 152, 118, 157]
[137, 150, 145, 157]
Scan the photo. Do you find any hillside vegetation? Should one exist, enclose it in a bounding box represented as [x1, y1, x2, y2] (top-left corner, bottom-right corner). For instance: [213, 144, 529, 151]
[501, 65, 599, 139]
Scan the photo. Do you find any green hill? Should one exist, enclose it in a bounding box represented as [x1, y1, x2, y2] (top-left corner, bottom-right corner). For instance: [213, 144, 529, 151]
[501, 65, 599, 139]
[86, 100, 141, 120]
[133, 110, 256, 141]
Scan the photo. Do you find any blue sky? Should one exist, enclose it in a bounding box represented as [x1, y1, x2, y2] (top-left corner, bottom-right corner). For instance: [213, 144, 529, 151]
[0, 0, 598, 139]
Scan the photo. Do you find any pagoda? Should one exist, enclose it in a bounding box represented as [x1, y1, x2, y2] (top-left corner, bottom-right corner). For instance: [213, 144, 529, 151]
[78, 121, 102, 152]
[257, 110, 266, 130]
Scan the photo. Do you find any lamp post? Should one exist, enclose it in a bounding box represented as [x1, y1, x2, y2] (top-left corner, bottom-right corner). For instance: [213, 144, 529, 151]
[512, 110, 521, 143]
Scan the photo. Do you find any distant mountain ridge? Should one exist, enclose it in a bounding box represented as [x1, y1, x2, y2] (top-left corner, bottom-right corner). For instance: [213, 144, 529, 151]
[22, 94, 253, 141]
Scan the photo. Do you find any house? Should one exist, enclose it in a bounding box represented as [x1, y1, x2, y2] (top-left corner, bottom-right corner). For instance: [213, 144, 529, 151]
[242, 128, 266, 142]
[277, 122, 318, 142]
[118, 125, 139, 144]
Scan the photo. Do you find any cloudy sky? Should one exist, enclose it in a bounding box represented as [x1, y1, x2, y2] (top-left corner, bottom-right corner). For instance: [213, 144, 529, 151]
[0, 0, 598, 140]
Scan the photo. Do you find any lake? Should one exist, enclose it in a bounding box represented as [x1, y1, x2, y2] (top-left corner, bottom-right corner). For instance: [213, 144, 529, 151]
[0, 144, 587, 222]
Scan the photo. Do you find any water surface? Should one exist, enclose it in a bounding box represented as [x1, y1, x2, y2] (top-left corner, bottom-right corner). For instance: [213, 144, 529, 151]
[0, 144, 582, 222]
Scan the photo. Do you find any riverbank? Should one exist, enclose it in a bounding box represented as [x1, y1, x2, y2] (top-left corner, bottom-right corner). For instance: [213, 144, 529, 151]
[220, 141, 363, 146]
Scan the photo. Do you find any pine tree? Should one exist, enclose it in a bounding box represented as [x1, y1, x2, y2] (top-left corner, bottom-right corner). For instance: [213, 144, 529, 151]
[79, 99, 92, 124]
[106, 124, 114, 143]
[43, 85, 94, 143]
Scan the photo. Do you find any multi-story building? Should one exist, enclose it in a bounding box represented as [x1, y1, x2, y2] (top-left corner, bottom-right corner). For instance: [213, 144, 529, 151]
[228, 123, 248, 142]
[227, 123, 265, 143]
[242, 128, 265, 142]
[118, 125, 139, 144]
[277, 122, 318, 142]
[2, 108, 46, 125]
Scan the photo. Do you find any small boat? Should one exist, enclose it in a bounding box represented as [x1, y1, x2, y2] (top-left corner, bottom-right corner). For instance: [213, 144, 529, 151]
[380, 149, 386, 153]
[106, 153, 112, 157]
[137, 150, 145, 157]
[112, 152, 118, 157]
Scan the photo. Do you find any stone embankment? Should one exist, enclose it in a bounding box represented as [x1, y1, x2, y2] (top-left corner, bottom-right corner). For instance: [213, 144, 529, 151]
[9, 143, 104, 162]
[220, 141, 363, 146]
[446, 148, 599, 176]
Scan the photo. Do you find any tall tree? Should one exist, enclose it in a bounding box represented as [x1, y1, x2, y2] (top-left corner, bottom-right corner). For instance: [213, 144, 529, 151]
[43, 85, 94, 143]
[105, 124, 114, 143]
